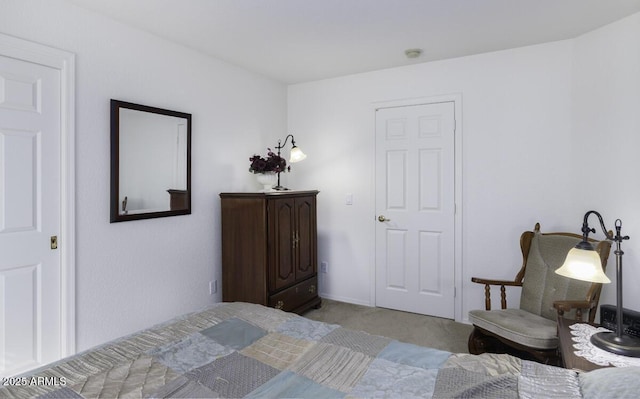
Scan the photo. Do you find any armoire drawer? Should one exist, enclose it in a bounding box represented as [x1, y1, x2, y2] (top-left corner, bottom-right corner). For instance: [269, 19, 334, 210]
[269, 276, 318, 312]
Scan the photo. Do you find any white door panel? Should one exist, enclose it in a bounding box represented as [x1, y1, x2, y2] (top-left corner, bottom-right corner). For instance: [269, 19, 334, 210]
[375, 102, 455, 318]
[0, 54, 61, 377]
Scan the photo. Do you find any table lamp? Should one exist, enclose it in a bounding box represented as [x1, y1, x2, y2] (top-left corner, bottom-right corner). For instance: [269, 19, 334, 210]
[273, 134, 306, 190]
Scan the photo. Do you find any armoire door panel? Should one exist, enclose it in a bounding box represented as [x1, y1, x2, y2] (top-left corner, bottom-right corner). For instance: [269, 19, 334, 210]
[295, 197, 316, 281]
[269, 198, 296, 291]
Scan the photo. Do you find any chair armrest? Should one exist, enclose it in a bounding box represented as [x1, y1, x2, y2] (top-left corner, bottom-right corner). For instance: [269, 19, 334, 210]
[471, 277, 522, 287]
[553, 300, 597, 322]
[471, 277, 523, 310]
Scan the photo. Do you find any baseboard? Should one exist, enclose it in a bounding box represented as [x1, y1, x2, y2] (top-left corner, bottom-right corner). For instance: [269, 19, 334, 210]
[319, 293, 372, 307]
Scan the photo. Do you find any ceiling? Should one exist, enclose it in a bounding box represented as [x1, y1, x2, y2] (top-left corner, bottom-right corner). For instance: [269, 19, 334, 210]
[68, 0, 640, 84]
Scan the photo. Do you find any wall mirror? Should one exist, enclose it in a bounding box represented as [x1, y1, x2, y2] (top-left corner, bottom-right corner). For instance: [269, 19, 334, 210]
[110, 99, 191, 222]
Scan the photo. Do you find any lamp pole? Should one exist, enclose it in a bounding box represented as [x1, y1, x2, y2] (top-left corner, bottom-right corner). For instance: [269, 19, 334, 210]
[612, 219, 627, 342]
[579, 211, 638, 356]
[274, 134, 295, 190]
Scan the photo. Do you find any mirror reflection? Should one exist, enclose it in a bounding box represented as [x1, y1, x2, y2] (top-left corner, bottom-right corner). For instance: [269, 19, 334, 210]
[110, 100, 191, 222]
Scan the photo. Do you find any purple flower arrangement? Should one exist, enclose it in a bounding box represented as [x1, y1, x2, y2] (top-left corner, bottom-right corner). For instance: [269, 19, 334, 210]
[249, 149, 290, 174]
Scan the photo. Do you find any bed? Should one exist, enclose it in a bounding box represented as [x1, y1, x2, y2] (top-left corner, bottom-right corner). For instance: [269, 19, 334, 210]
[1, 302, 638, 398]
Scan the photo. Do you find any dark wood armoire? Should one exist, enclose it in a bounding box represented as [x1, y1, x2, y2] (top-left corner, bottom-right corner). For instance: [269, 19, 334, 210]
[220, 190, 321, 314]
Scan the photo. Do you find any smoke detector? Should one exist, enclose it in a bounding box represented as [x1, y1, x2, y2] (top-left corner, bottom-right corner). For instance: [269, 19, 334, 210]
[404, 48, 422, 59]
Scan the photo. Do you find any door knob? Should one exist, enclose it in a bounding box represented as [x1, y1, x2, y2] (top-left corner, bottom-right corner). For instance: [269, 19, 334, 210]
[378, 215, 390, 222]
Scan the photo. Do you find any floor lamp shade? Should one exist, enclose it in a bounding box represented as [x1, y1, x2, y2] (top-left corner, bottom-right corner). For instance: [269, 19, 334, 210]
[556, 247, 611, 283]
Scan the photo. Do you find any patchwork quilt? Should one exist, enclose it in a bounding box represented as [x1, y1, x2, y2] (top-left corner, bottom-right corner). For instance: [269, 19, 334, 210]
[2, 302, 639, 398]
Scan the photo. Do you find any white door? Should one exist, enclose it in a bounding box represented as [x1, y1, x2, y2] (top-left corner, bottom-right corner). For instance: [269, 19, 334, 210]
[0, 54, 62, 376]
[375, 102, 456, 318]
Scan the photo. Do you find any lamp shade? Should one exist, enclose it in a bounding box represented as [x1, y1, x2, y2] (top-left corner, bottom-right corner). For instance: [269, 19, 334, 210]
[555, 247, 611, 283]
[289, 146, 307, 163]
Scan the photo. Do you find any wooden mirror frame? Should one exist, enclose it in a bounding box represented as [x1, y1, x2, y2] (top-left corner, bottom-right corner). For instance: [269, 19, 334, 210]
[110, 99, 192, 222]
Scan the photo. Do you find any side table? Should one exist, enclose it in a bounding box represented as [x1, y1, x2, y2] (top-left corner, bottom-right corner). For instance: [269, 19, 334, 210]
[557, 316, 609, 371]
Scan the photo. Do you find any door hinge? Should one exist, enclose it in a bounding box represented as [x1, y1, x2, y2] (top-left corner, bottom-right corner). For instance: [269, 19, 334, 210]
[50, 235, 58, 250]
[454, 287, 457, 298]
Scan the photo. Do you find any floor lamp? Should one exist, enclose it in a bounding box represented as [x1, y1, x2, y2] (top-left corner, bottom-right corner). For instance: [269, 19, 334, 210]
[556, 210, 640, 357]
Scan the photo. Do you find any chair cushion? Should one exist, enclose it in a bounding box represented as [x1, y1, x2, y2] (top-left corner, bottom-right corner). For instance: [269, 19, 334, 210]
[469, 308, 558, 349]
[520, 233, 592, 321]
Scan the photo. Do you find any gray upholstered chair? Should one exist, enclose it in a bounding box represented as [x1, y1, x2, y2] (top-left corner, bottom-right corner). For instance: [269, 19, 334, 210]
[468, 223, 611, 365]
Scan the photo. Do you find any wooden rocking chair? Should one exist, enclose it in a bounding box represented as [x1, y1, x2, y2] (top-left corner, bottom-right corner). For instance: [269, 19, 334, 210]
[468, 223, 611, 365]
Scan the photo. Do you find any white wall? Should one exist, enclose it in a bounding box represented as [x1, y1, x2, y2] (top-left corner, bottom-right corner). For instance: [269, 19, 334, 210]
[571, 12, 640, 312]
[288, 40, 576, 320]
[289, 11, 640, 320]
[3, 0, 638, 353]
[1, 0, 286, 350]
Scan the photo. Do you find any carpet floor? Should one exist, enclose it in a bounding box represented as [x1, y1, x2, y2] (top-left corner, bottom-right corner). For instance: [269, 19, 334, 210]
[303, 299, 474, 354]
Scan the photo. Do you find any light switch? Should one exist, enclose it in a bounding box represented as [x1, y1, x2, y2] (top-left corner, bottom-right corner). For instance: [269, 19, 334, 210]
[345, 194, 353, 205]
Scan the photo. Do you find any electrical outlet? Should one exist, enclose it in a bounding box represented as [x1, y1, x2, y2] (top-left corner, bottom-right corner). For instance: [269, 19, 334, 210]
[209, 280, 218, 295]
[320, 261, 328, 273]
